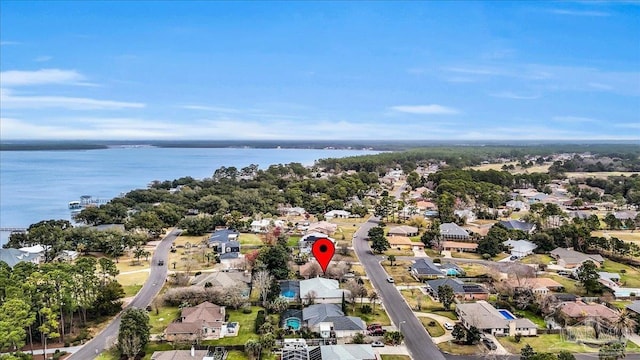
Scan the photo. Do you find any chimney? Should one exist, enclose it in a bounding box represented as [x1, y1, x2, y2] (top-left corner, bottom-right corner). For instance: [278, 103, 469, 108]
[191, 346, 195, 357]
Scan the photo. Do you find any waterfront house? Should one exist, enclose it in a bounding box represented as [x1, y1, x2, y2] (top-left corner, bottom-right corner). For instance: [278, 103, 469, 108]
[0, 248, 42, 268]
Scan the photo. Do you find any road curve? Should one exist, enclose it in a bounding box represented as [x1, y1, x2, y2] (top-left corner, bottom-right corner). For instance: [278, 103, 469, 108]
[68, 228, 181, 360]
[353, 217, 446, 360]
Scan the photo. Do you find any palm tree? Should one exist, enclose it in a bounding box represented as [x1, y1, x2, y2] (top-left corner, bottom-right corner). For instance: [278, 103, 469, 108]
[613, 309, 637, 340]
[244, 339, 261, 360]
[388, 254, 396, 266]
[368, 291, 379, 312]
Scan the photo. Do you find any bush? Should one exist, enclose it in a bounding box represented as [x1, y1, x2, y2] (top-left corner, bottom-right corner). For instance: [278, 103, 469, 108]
[194, 271, 202, 276]
[428, 321, 436, 327]
[433, 258, 441, 264]
[621, 269, 627, 274]
[514, 333, 522, 343]
[482, 253, 491, 260]
[255, 310, 266, 333]
[361, 305, 372, 314]
[241, 303, 252, 314]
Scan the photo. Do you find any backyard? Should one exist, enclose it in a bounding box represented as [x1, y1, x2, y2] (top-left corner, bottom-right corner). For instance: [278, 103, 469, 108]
[497, 333, 640, 354]
[202, 306, 264, 346]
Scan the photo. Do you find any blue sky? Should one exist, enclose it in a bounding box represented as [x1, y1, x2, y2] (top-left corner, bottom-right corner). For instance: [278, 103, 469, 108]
[1, 1, 638, 140]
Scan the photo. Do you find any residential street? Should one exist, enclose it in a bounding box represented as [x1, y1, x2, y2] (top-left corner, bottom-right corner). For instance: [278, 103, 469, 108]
[67, 229, 181, 360]
[353, 216, 446, 360]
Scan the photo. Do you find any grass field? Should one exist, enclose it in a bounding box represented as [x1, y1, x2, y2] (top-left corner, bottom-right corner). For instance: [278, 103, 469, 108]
[122, 284, 143, 297]
[349, 304, 391, 326]
[520, 254, 553, 265]
[148, 306, 180, 333]
[497, 334, 640, 353]
[400, 290, 457, 320]
[202, 306, 264, 346]
[384, 249, 415, 257]
[600, 259, 640, 288]
[592, 230, 640, 244]
[458, 263, 491, 277]
[543, 274, 584, 295]
[238, 233, 264, 245]
[438, 342, 484, 355]
[116, 270, 149, 286]
[420, 316, 445, 337]
[382, 261, 420, 284]
[450, 252, 483, 260]
[467, 162, 550, 174]
[381, 355, 411, 360]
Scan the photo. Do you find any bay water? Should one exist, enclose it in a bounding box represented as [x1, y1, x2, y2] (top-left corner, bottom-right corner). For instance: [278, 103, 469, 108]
[0, 147, 378, 245]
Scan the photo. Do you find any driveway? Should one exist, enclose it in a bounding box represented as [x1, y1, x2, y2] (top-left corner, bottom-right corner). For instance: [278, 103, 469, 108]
[353, 217, 446, 360]
[68, 229, 181, 360]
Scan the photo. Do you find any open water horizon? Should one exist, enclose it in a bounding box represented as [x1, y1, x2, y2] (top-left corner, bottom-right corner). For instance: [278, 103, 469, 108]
[0, 147, 379, 246]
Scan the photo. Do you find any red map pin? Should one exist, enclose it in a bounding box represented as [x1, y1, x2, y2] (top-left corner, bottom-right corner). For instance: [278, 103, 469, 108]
[311, 238, 335, 274]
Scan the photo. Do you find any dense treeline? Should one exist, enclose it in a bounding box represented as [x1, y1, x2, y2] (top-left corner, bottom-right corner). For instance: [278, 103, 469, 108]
[317, 144, 640, 172]
[549, 153, 640, 173]
[0, 258, 124, 353]
[567, 175, 640, 207]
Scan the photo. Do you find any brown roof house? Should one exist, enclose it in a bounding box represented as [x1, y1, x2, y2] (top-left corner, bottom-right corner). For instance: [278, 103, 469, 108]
[557, 301, 619, 325]
[550, 248, 604, 269]
[388, 225, 419, 237]
[387, 236, 424, 251]
[166, 302, 227, 342]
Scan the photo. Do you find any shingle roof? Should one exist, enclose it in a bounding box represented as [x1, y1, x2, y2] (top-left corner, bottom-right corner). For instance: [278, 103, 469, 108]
[388, 225, 419, 236]
[498, 220, 535, 232]
[0, 248, 39, 268]
[457, 301, 537, 330]
[323, 316, 366, 331]
[411, 258, 443, 276]
[426, 278, 487, 294]
[627, 301, 640, 314]
[319, 345, 376, 360]
[303, 304, 344, 326]
[558, 302, 619, 322]
[440, 223, 469, 238]
[300, 278, 347, 299]
[550, 248, 604, 265]
[208, 229, 239, 243]
[503, 240, 537, 254]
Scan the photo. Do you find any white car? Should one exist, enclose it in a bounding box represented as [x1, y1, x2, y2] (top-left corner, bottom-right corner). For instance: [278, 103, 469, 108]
[443, 322, 454, 330]
[386, 277, 394, 283]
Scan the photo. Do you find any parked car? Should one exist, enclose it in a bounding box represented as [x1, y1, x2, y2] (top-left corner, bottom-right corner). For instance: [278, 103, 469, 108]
[443, 322, 454, 331]
[371, 341, 385, 347]
[367, 323, 382, 330]
[368, 328, 386, 336]
[510, 255, 518, 261]
[157, 260, 164, 266]
[386, 277, 395, 283]
[482, 338, 497, 350]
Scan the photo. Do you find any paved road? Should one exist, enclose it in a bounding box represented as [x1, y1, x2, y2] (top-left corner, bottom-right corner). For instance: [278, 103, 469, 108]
[68, 229, 181, 360]
[353, 217, 446, 360]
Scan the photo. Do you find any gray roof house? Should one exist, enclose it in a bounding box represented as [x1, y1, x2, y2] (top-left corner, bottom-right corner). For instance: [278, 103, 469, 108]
[299, 277, 349, 304]
[440, 223, 470, 241]
[320, 345, 376, 360]
[302, 304, 366, 338]
[456, 300, 537, 336]
[208, 229, 241, 260]
[0, 248, 41, 268]
[411, 258, 446, 280]
[627, 301, 640, 315]
[550, 248, 604, 269]
[503, 239, 537, 258]
[498, 220, 536, 234]
[425, 278, 488, 300]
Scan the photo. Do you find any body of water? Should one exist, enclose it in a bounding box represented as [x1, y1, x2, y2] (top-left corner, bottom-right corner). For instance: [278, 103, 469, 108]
[0, 147, 378, 245]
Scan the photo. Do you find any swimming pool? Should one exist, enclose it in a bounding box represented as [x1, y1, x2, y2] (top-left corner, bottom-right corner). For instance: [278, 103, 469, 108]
[285, 317, 301, 330]
[498, 309, 516, 320]
[282, 290, 296, 299]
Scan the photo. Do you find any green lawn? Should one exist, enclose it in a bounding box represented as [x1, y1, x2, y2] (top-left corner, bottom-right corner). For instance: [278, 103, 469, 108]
[601, 260, 640, 288]
[226, 350, 249, 360]
[122, 284, 143, 297]
[513, 309, 546, 328]
[458, 263, 491, 277]
[420, 316, 445, 337]
[148, 306, 180, 333]
[497, 334, 640, 354]
[492, 252, 510, 261]
[381, 356, 411, 360]
[450, 252, 483, 260]
[438, 342, 484, 355]
[543, 274, 584, 295]
[202, 306, 264, 346]
[288, 235, 301, 247]
[349, 304, 391, 326]
[382, 261, 421, 284]
[239, 233, 264, 246]
[520, 254, 553, 265]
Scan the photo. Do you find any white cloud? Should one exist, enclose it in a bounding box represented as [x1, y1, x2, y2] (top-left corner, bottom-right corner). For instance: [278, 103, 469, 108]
[1, 69, 85, 86]
[490, 91, 541, 100]
[552, 116, 600, 123]
[34, 56, 53, 63]
[1, 89, 145, 110]
[390, 104, 459, 115]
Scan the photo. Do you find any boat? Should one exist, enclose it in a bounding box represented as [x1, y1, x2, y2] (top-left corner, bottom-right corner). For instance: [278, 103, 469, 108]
[68, 201, 82, 210]
[68, 195, 108, 211]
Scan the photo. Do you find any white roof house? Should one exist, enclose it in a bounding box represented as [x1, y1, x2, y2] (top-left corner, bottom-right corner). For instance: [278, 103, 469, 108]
[324, 210, 351, 219]
[503, 240, 537, 258]
[456, 300, 537, 336]
[299, 277, 349, 304]
[250, 219, 285, 233]
[320, 345, 376, 360]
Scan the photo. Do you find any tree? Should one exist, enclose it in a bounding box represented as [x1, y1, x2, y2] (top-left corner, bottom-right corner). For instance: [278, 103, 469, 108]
[351, 332, 366, 344]
[387, 254, 396, 266]
[465, 325, 481, 345]
[368, 291, 379, 313]
[344, 280, 363, 311]
[244, 339, 261, 360]
[38, 307, 59, 358]
[0, 299, 34, 352]
[599, 342, 626, 360]
[521, 344, 535, 360]
[118, 308, 150, 360]
[370, 227, 390, 254]
[253, 270, 273, 305]
[437, 285, 455, 310]
[612, 309, 636, 340]
[256, 245, 290, 280]
[576, 260, 601, 294]
[384, 330, 404, 345]
[557, 351, 576, 360]
[452, 323, 466, 343]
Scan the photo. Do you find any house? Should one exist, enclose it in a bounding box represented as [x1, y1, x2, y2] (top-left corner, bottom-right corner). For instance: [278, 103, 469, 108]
[442, 241, 478, 253]
[557, 301, 619, 324]
[150, 347, 224, 360]
[507, 277, 564, 295]
[439, 223, 470, 241]
[615, 210, 638, 221]
[299, 233, 336, 254]
[498, 220, 536, 234]
[299, 277, 349, 304]
[92, 224, 126, 232]
[208, 229, 241, 260]
[281, 338, 311, 360]
[440, 262, 465, 276]
[503, 240, 537, 258]
[411, 258, 446, 281]
[456, 300, 537, 336]
[165, 302, 226, 341]
[17, 245, 46, 263]
[324, 210, 351, 219]
[192, 271, 251, 296]
[425, 278, 489, 300]
[454, 209, 477, 223]
[506, 200, 529, 212]
[388, 225, 419, 237]
[626, 301, 640, 316]
[319, 345, 376, 360]
[302, 304, 366, 338]
[550, 248, 604, 269]
[387, 236, 424, 251]
[250, 219, 284, 233]
[0, 248, 42, 268]
[598, 272, 621, 289]
[279, 206, 307, 217]
[57, 250, 79, 262]
[307, 221, 338, 235]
